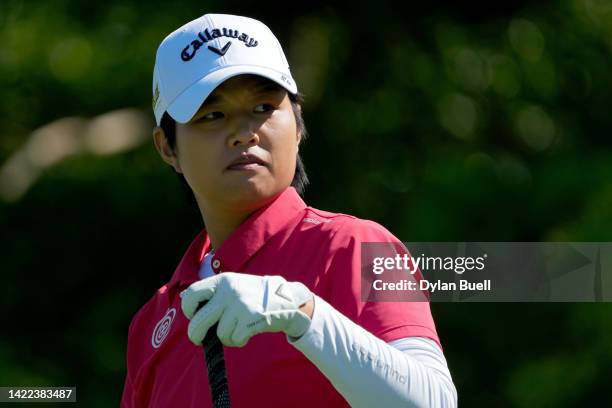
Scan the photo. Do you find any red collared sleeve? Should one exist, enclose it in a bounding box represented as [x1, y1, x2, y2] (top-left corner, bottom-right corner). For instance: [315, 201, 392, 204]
[120, 372, 133, 408]
[324, 217, 442, 349]
[120, 313, 139, 408]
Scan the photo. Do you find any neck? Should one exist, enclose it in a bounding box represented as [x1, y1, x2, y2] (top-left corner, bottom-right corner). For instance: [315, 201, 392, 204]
[199, 205, 252, 250]
[194, 189, 286, 249]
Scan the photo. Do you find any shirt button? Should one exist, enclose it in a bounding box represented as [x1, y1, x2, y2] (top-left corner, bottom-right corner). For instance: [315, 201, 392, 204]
[212, 259, 221, 269]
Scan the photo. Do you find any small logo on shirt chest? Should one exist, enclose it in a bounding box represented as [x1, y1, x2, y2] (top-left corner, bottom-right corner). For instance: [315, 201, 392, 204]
[303, 217, 330, 225]
[152, 308, 176, 349]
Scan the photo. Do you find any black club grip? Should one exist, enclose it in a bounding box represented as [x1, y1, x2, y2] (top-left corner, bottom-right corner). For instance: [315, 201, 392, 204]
[197, 303, 231, 408]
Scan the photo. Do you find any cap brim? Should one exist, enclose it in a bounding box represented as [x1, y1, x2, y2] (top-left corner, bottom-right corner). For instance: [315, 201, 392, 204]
[166, 65, 298, 124]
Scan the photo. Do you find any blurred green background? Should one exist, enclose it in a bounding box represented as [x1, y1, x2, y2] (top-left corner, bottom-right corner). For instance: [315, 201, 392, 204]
[1, 0, 611, 406]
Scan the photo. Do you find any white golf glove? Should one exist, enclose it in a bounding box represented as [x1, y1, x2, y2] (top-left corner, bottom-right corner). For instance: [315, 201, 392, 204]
[181, 272, 313, 347]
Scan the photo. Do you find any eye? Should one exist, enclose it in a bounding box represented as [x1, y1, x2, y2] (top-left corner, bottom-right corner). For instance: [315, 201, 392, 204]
[254, 103, 276, 113]
[197, 111, 224, 122]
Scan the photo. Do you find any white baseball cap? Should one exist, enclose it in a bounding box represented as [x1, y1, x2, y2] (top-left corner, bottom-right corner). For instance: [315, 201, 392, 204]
[152, 13, 298, 126]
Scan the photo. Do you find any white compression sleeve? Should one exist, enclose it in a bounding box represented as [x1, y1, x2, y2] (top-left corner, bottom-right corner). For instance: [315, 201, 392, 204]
[288, 295, 458, 408]
[389, 336, 457, 405]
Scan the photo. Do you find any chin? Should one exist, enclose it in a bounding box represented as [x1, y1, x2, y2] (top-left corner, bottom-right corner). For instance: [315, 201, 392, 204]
[224, 179, 285, 209]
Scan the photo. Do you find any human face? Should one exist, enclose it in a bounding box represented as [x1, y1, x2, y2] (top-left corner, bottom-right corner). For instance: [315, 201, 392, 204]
[173, 75, 300, 212]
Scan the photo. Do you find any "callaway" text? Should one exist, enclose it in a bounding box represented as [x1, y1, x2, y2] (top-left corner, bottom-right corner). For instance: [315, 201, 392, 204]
[181, 27, 259, 61]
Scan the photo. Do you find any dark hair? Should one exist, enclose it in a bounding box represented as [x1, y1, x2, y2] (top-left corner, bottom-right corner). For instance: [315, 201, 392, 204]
[160, 91, 309, 209]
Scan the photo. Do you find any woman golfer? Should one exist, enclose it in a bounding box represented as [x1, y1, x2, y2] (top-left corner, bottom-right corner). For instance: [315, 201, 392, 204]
[121, 13, 457, 408]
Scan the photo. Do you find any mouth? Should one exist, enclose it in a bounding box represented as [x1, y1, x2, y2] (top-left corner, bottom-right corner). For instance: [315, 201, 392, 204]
[226, 153, 267, 171]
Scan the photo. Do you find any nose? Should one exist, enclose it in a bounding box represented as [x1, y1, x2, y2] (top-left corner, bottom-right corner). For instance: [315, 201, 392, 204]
[228, 118, 260, 147]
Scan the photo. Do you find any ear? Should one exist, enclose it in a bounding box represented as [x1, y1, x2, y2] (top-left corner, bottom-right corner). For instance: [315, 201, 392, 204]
[153, 126, 182, 173]
[295, 104, 302, 147]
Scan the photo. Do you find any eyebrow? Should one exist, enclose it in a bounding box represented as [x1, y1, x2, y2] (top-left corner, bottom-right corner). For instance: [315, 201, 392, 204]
[202, 81, 283, 107]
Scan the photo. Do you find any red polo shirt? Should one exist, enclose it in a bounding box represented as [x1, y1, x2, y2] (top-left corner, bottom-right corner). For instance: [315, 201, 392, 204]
[121, 187, 440, 408]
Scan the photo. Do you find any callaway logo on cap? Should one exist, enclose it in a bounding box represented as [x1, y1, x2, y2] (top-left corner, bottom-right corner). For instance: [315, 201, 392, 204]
[152, 13, 298, 126]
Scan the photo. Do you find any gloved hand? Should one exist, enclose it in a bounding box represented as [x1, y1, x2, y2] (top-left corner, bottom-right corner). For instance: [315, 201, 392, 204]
[181, 272, 314, 347]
